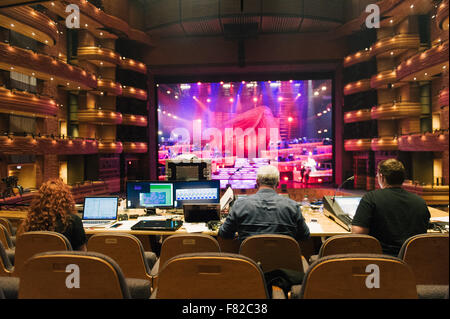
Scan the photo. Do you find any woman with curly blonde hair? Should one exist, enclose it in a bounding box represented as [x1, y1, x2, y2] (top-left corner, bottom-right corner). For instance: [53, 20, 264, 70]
[18, 179, 87, 251]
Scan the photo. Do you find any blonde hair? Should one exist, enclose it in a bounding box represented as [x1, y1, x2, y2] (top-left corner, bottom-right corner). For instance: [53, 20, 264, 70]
[256, 165, 280, 187]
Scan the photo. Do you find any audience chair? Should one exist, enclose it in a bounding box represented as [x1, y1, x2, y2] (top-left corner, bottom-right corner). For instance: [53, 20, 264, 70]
[239, 234, 309, 273]
[398, 233, 449, 299]
[0, 224, 15, 265]
[0, 242, 18, 299]
[0, 218, 16, 237]
[87, 233, 157, 287]
[297, 254, 418, 299]
[152, 252, 272, 299]
[12, 231, 72, 277]
[18, 251, 132, 299]
[309, 234, 382, 263]
[151, 234, 221, 278]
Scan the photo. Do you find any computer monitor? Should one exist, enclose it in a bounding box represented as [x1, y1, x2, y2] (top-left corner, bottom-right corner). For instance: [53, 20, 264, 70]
[126, 181, 174, 208]
[173, 180, 220, 208]
[333, 196, 362, 219]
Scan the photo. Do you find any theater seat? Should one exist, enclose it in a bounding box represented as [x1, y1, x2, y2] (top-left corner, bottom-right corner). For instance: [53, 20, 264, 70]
[151, 234, 221, 286]
[152, 252, 271, 299]
[0, 225, 15, 265]
[12, 231, 73, 277]
[297, 254, 418, 299]
[0, 242, 18, 299]
[0, 218, 16, 245]
[87, 233, 156, 287]
[18, 251, 133, 299]
[398, 233, 449, 299]
[309, 234, 382, 263]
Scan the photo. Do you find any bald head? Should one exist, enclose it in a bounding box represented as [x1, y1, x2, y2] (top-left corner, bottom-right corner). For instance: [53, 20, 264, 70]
[256, 165, 280, 188]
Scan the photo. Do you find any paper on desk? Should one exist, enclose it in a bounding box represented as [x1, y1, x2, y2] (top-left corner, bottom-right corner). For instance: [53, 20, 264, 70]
[307, 222, 324, 233]
[430, 216, 449, 222]
[105, 220, 137, 230]
[183, 223, 210, 233]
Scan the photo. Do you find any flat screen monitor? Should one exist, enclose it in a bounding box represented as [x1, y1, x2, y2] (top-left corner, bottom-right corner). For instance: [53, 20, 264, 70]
[173, 180, 220, 208]
[157, 79, 333, 188]
[126, 181, 174, 208]
[333, 196, 362, 219]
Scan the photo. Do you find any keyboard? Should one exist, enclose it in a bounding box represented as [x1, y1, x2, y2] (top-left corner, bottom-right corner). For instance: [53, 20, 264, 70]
[83, 220, 115, 227]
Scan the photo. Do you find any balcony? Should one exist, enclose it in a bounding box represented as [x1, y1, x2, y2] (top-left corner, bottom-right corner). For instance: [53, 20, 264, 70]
[77, 47, 122, 67]
[121, 114, 148, 127]
[398, 131, 449, 152]
[344, 139, 371, 151]
[122, 142, 148, 153]
[436, 0, 449, 30]
[438, 87, 449, 108]
[396, 41, 449, 82]
[119, 57, 147, 74]
[0, 87, 57, 118]
[0, 42, 97, 90]
[95, 79, 122, 96]
[402, 182, 449, 205]
[343, 49, 371, 68]
[370, 69, 397, 89]
[0, 135, 98, 155]
[371, 137, 398, 151]
[370, 34, 420, 58]
[343, 109, 372, 123]
[77, 109, 123, 125]
[98, 141, 123, 154]
[0, 6, 58, 45]
[371, 102, 422, 120]
[343, 79, 371, 96]
[121, 86, 148, 101]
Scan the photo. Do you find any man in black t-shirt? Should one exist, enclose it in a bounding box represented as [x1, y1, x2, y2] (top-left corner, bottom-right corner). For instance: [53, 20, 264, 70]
[352, 159, 430, 256]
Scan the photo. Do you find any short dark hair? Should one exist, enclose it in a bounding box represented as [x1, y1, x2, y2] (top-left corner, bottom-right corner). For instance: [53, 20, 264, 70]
[378, 159, 406, 186]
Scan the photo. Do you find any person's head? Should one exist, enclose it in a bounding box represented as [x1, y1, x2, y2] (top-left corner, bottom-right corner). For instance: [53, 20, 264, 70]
[21, 178, 76, 232]
[377, 159, 406, 188]
[256, 165, 280, 189]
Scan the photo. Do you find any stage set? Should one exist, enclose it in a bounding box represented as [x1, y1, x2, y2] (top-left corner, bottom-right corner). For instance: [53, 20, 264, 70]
[157, 79, 333, 189]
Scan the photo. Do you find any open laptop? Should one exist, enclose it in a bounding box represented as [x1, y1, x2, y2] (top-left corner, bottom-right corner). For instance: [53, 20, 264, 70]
[82, 196, 119, 227]
[183, 203, 221, 223]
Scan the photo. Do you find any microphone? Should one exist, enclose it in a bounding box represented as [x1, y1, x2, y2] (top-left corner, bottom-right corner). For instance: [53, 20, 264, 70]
[226, 166, 244, 189]
[333, 175, 354, 203]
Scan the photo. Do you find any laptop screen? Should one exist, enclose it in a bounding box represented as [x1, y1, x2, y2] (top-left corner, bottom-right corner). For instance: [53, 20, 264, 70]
[83, 197, 118, 220]
[334, 196, 362, 219]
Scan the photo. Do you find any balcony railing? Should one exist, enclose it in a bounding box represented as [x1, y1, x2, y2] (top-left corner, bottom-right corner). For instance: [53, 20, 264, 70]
[121, 114, 148, 127]
[398, 131, 449, 152]
[98, 140, 123, 154]
[0, 135, 98, 155]
[371, 102, 422, 120]
[370, 69, 397, 89]
[122, 142, 148, 153]
[396, 41, 449, 82]
[344, 139, 372, 151]
[438, 87, 449, 108]
[77, 46, 122, 67]
[343, 79, 371, 96]
[0, 42, 97, 90]
[343, 109, 372, 123]
[119, 57, 147, 74]
[371, 137, 398, 151]
[370, 34, 420, 58]
[0, 6, 58, 45]
[96, 79, 123, 96]
[77, 110, 123, 125]
[343, 49, 372, 68]
[0, 87, 57, 118]
[436, 0, 449, 30]
[121, 86, 148, 101]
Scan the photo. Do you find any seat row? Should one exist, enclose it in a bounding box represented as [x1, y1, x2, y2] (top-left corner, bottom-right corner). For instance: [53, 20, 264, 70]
[0, 220, 448, 299]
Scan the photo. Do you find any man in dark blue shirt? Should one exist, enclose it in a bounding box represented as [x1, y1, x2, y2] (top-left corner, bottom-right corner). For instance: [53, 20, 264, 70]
[218, 165, 310, 242]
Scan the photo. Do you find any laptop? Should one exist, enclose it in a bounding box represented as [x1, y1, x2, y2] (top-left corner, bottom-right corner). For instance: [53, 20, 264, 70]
[183, 203, 221, 223]
[82, 196, 119, 227]
[131, 219, 183, 231]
